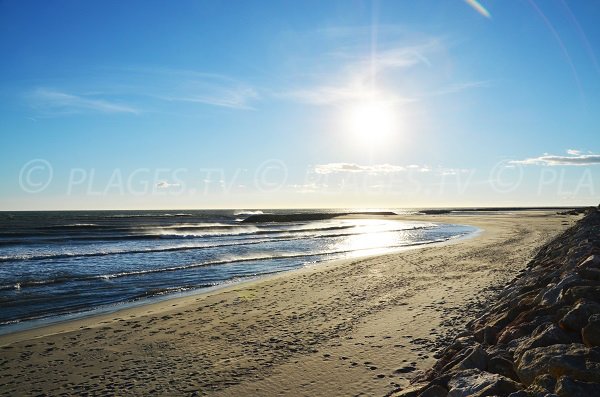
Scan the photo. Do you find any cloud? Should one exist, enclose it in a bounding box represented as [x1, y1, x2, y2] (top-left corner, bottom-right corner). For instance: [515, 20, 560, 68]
[154, 75, 259, 110]
[29, 88, 138, 115]
[161, 86, 259, 110]
[314, 163, 406, 174]
[129, 68, 260, 110]
[424, 81, 491, 97]
[278, 39, 439, 107]
[28, 68, 260, 115]
[156, 181, 181, 189]
[510, 150, 600, 166]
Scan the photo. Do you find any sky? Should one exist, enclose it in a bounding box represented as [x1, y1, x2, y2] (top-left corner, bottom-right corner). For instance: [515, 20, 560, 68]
[1, 0, 599, 210]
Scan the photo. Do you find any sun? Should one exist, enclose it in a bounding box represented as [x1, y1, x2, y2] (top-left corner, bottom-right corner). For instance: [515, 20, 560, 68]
[344, 100, 397, 145]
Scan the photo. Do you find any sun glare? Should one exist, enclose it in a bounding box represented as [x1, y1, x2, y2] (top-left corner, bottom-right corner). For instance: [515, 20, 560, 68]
[344, 100, 398, 145]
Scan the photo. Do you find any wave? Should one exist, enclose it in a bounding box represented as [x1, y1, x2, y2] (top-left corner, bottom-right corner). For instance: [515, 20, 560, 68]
[108, 213, 193, 218]
[0, 223, 364, 246]
[0, 224, 437, 262]
[0, 234, 458, 291]
[233, 210, 265, 216]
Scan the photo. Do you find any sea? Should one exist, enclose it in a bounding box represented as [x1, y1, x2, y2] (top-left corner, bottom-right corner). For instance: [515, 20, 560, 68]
[0, 209, 476, 332]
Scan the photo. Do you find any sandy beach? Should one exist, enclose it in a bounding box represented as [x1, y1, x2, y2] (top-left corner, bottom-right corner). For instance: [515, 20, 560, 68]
[0, 211, 579, 397]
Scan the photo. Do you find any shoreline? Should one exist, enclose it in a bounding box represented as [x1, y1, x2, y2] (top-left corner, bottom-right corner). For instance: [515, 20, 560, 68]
[0, 219, 478, 338]
[393, 208, 600, 396]
[0, 211, 580, 396]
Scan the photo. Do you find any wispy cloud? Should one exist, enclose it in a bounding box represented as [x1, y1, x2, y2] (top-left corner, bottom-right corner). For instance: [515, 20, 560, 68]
[278, 35, 486, 108]
[158, 86, 259, 110]
[29, 88, 139, 115]
[142, 68, 260, 110]
[510, 150, 600, 166]
[27, 68, 260, 116]
[424, 81, 491, 97]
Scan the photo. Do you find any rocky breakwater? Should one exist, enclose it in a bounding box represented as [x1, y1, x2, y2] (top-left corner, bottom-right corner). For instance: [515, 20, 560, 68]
[390, 208, 600, 397]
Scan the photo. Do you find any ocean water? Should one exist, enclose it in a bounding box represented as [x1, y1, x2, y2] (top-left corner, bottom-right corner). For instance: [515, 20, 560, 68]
[0, 210, 476, 329]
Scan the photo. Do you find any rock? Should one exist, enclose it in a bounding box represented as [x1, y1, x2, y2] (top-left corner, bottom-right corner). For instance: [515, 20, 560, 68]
[516, 344, 590, 385]
[554, 375, 600, 396]
[497, 315, 553, 344]
[446, 369, 522, 397]
[513, 323, 575, 361]
[577, 267, 600, 281]
[560, 286, 600, 304]
[559, 300, 600, 332]
[506, 392, 529, 397]
[540, 274, 583, 306]
[546, 345, 600, 382]
[576, 255, 600, 271]
[487, 355, 519, 381]
[417, 384, 447, 397]
[451, 345, 488, 371]
[582, 314, 600, 347]
[526, 374, 556, 394]
[389, 383, 430, 397]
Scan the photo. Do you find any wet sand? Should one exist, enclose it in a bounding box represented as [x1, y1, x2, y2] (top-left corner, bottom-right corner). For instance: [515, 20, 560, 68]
[0, 211, 578, 396]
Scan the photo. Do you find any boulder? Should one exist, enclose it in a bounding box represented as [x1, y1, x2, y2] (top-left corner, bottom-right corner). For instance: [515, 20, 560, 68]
[515, 344, 591, 385]
[582, 314, 600, 347]
[496, 315, 553, 344]
[451, 345, 488, 371]
[576, 255, 600, 271]
[474, 311, 514, 344]
[417, 384, 447, 397]
[577, 267, 600, 281]
[446, 369, 521, 397]
[559, 300, 600, 332]
[546, 346, 600, 382]
[506, 392, 529, 397]
[487, 355, 519, 381]
[560, 286, 600, 304]
[513, 323, 574, 361]
[389, 383, 430, 397]
[540, 274, 582, 306]
[554, 376, 600, 397]
[525, 374, 556, 394]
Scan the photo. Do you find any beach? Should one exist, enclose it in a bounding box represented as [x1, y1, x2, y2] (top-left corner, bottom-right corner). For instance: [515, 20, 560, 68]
[0, 211, 579, 396]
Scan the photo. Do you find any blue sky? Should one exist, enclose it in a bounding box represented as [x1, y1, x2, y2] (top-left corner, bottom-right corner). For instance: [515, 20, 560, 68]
[1, 0, 599, 209]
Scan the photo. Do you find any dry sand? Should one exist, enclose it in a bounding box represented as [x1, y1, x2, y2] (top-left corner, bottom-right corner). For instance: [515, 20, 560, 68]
[0, 211, 579, 396]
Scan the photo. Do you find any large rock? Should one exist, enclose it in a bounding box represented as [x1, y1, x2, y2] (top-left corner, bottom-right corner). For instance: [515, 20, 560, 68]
[389, 383, 430, 397]
[576, 255, 600, 271]
[577, 267, 600, 281]
[559, 300, 600, 332]
[539, 274, 582, 306]
[546, 346, 600, 382]
[513, 323, 574, 361]
[554, 375, 600, 396]
[582, 314, 600, 347]
[451, 345, 488, 372]
[560, 286, 600, 304]
[417, 384, 447, 397]
[487, 354, 519, 381]
[515, 344, 594, 385]
[525, 374, 556, 394]
[446, 369, 521, 397]
[496, 315, 553, 344]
